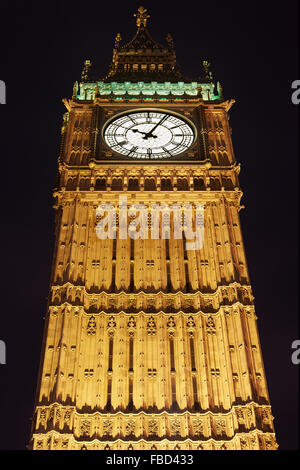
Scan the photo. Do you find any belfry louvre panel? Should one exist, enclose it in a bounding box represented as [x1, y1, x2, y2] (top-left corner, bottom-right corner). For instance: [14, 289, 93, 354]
[30, 6, 277, 450]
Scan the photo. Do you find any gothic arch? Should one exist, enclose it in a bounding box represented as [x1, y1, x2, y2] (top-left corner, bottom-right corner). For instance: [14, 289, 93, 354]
[111, 178, 123, 191]
[144, 177, 156, 191]
[95, 178, 106, 191]
[211, 177, 221, 190]
[127, 178, 139, 191]
[79, 178, 89, 190]
[193, 177, 205, 190]
[161, 178, 172, 191]
[66, 178, 76, 190]
[177, 178, 189, 191]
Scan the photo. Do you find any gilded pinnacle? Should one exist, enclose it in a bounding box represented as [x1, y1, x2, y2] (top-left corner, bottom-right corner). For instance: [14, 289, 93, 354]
[134, 6, 150, 28]
[166, 33, 174, 48]
[114, 32, 122, 48]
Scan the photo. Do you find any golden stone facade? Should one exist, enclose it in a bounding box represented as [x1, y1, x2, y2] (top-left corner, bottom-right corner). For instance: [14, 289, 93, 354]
[29, 7, 277, 450]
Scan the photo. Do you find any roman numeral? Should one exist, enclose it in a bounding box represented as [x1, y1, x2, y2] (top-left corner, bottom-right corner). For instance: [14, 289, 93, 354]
[127, 146, 138, 155]
[170, 124, 186, 130]
[174, 134, 188, 137]
[106, 134, 124, 138]
[162, 147, 172, 156]
[111, 141, 127, 147]
[171, 140, 189, 147]
[129, 116, 138, 124]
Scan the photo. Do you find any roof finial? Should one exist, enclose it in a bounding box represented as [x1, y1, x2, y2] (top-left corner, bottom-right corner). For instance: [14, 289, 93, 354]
[166, 33, 174, 49]
[81, 59, 91, 82]
[72, 81, 78, 99]
[114, 33, 122, 49]
[203, 60, 213, 80]
[134, 6, 150, 28]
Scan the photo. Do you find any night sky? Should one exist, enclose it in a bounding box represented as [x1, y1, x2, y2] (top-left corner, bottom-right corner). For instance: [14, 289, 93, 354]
[0, 1, 298, 450]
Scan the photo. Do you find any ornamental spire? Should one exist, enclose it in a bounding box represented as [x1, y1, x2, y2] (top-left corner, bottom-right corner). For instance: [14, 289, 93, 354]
[134, 6, 150, 28]
[104, 6, 189, 82]
[166, 33, 174, 49]
[203, 60, 213, 80]
[114, 32, 122, 49]
[81, 59, 91, 82]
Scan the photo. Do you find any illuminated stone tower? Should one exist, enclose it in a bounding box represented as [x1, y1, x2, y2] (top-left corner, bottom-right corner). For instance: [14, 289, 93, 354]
[30, 7, 277, 450]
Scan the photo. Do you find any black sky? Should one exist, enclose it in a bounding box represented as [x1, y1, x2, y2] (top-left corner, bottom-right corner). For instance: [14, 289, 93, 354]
[0, 0, 298, 450]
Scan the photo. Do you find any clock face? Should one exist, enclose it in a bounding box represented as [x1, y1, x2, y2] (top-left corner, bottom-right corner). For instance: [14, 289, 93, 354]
[103, 110, 195, 159]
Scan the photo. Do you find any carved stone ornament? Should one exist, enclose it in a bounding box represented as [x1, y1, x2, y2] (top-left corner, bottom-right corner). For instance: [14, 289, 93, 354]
[64, 410, 71, 426]
[125, 419, 136, 436]
[147, 316, 156, 335]
[127, 316, 136, 329]
[167, 316, 176, 329]
[216, 419, 226, 435]
[236, 408, 244, 423]
[193, 418, 203, 436]
[86, 316, 97, 336]
[107, 316, 116, 329]
[206, 315, 216, 334]
[80, 419, 91, 436]
[187, 316, 195, 329]
[171, 419, 181, 436]
[148, 419, 158, 435]
[103, 419, 113, 436]
[39, 409, 47, 426]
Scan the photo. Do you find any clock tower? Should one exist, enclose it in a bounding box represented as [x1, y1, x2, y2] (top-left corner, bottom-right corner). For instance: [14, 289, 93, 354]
[30, 6, 278, 450]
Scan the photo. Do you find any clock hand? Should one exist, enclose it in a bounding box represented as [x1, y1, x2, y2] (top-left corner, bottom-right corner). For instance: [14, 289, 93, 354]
[131, 128, 157, 139]
[132, 129, 147, 135]
[144, 115, 168, 138]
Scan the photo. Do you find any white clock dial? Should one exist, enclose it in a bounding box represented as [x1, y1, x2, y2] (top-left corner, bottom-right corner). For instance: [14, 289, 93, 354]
[103, 110, 195, 159]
